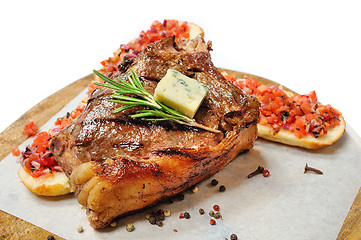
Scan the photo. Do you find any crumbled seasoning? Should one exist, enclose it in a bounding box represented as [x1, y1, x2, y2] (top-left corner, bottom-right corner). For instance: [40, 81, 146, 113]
[145, 213, 152, 219]
[110, 221, 117, 227]
[126, 223, 135, 232]
[179, 213, 185, 219]
[47, 235, 55, 240]
[199, 208, 205, 215]
[76, 225, 84, 233]
[173, 229, 178, 232]
[192, 186, 198, 193]
[211, 179, 219, 186]
[219, 185, 226, 192]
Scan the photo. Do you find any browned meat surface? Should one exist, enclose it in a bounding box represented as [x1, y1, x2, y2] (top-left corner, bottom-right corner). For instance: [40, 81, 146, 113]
[50, 36, 260, 228]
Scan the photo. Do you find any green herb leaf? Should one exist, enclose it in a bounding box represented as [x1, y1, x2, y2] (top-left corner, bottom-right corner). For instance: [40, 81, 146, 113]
[93, 69, 220, 133]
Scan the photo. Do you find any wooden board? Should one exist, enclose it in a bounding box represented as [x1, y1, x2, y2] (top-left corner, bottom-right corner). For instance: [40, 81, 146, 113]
[0, 70, 359, 239]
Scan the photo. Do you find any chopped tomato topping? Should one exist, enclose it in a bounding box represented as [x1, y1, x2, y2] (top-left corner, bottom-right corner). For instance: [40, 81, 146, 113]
[222, 72, 341, 138]
[23, 120, 39, 137]
[100, 19, 192, 76]
[31, 131, 51, 153]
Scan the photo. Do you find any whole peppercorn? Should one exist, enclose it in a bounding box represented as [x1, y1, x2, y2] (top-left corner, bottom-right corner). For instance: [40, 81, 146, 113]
[192, 186, 198, 193]
[76, 225, 84, 233]
[263, 169, 270, 177]
[211, 179, 218, 186]
[184, 212, 190, 219]
[219, 185, 226, 192]
[210, 219, 216, 225]
[199, 208, 205, 215]
[209, 210, 215, 217]
[156, 220, 163, 227]
[149, 216, 156, 225]
[213, 204, 220, 211]
[230, 233, 238, 240]
[214, 212, 221, 219]
[47, 235, 55, 240]
[177, 193, 185, 201]
[158, 213, 165, 221]
[126, 223, 135, 232]
[164, 209, 171, 217]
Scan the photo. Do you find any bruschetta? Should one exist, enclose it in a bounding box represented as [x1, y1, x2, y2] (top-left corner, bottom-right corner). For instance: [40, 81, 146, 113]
[222, 71, 346, 149]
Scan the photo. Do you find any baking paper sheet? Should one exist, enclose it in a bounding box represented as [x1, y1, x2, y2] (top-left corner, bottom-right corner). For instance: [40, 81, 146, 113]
[1, 89, 361, 240]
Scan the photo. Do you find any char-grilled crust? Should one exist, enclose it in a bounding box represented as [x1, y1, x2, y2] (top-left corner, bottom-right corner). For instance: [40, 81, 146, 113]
[50, 36, 260, 228]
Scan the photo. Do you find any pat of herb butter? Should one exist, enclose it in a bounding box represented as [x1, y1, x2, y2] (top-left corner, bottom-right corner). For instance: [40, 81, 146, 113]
[154, 69, 208, 118]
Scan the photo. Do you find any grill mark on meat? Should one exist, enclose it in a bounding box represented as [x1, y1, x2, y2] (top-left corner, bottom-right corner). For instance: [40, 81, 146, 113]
[224, 110, 244, 118]
[118, 56, 134, 73]
[151, 148, 210, 161]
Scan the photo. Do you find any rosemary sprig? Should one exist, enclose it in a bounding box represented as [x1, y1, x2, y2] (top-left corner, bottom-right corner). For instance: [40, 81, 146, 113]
[93, 69, 220, 133]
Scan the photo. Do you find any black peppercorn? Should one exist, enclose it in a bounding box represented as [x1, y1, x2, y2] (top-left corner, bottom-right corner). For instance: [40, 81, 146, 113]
[199, 208, 205, 215]
[156, 220, 163, 227]
[177, 193, 185, 201]
[230, 233, 238, 240]
[184, 212, 190, 219]
[47, 235, 55, 240]
[158, 213, 165, 221]
[149, 216, 156, 225]
[219, 185, 226, 192]
[209, 210, 215, 217]
[211, 179, 218, 186]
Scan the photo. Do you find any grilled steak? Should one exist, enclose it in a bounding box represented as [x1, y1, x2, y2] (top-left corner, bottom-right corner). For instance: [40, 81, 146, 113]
[50, 36, 260, 228]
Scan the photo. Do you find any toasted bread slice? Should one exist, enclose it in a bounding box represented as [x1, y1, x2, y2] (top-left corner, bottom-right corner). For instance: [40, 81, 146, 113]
[18, 167, 72, 196]
[221, 69, 346, 149]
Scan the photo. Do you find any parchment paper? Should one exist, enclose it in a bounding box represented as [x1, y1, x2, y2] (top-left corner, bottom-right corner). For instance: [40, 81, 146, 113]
[1, 89, 360, 240]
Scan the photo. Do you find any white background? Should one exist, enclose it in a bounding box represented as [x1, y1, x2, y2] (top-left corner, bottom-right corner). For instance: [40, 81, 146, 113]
[1, 0, 360, 138]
